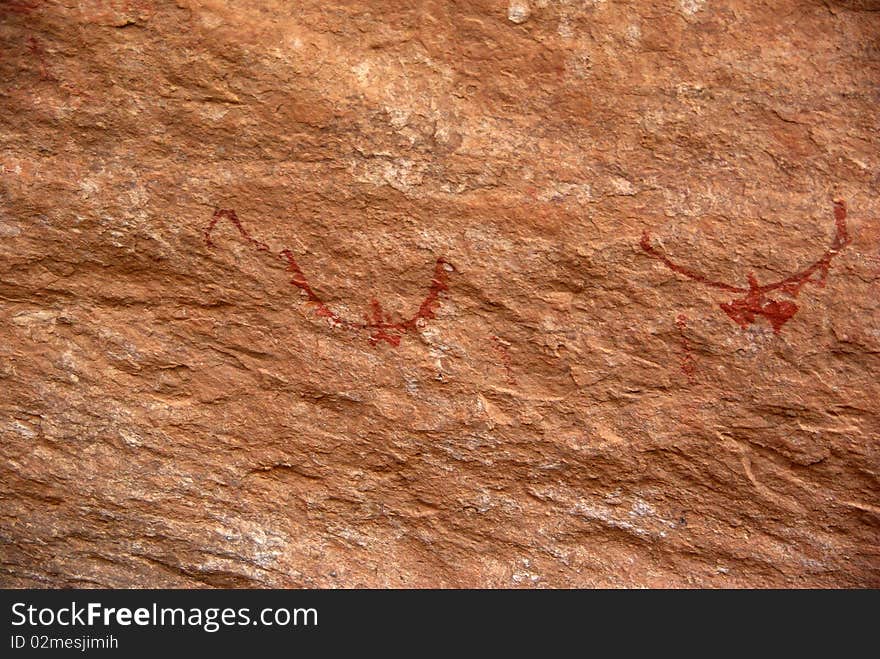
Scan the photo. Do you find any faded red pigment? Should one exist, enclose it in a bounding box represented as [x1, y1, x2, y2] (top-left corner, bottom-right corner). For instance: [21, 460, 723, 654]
[490, 335, 517, 385]
[26, 36, 53, 80]
[675, 314, 697, 378]
[641, 200, 850, 332]
[205, 209, 451, 347]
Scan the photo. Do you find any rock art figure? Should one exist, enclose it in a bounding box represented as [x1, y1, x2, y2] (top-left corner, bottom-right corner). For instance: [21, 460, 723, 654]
[640, 200, 850, 332]
[675, 314, 697, 378]
[205, 209, 452, 347]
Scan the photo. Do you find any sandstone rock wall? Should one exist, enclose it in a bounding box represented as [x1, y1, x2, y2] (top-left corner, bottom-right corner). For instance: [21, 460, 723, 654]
[1, 0, 878, 587]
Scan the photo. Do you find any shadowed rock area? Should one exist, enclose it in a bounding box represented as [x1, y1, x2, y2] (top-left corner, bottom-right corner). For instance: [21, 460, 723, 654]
[1, 0, 878, 587]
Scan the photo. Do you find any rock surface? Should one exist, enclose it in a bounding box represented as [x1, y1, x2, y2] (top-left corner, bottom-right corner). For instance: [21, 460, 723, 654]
[1, 0, 879, 588]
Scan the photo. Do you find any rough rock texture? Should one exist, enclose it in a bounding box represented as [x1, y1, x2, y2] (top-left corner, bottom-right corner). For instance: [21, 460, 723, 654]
[1, 0, 879, 588]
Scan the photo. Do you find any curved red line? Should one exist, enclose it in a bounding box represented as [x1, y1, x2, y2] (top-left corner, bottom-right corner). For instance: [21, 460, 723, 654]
[639, 232, 746, 293]
[205, 209, 451, 346]
[641, 200, 850, 296]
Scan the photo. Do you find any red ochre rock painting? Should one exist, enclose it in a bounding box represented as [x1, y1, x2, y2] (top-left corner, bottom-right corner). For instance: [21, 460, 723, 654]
[641, 200, 851, 333]
[675, 314, 697, 379]
[204, 209, 452, 347]
[26, 36, 53, 81]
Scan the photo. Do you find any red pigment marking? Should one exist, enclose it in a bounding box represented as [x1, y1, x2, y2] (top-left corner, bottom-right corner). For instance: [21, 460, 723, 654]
[641, 200, 850, 333]
[675, 314, 697, 379]
[27, 37, 53, 81]
[206, 209, 451, 347]
[490, 335, 517, 385]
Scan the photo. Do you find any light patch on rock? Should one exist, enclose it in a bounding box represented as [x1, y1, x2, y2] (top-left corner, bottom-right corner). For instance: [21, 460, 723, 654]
[8, 420, 37, 438]
[59, 351, 81, 383]
[679, 0, 706, 16]
[557, 16, 574, 39]
[78, 178, 100, 199]
[117, 429, 142, 448]
[404, 377, 419, 395]
[384, 106, 411, 130]
[630, 498, 656, 518]
[609, 176, 636, 196]
[0, 222, 21, 237]
[507, 0, 531, 24]
[573, 500, 651, 538]
[414, 227, 448, 252]
[214, 521, 288, 568]
[352, 61, 371, 86]
[625, 23, 642, 46]
[124, 181, 150, 209]
[328, 524, 370, 548]
[199, 10, 224, 29]
[12, 310, 56, 326]
[199, 104, 229, 122]
[348, 156, 426, 194]
[511, 557, 541, 585]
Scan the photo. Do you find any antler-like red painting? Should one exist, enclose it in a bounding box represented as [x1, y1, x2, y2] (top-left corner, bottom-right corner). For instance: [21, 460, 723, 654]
[640, 200, 850, 332]
[205, 209, 451, 346]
